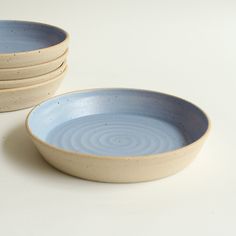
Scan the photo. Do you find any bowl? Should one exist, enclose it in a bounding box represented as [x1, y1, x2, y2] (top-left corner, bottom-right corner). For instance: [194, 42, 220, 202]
[0, 62, 66, 89]
[0, 50, 68, 80]
[0, 20, 69, 68]
[26, 89, 210, 183]
[0, 67, 67, 112]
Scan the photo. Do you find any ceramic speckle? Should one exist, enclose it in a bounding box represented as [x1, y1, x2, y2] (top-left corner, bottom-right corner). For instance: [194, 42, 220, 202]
[0, 20, 69, 68]
[26, 89, 210, 183]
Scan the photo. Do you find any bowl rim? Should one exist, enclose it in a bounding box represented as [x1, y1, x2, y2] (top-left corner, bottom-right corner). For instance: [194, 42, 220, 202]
[0, 66, 67, 93]
[0, 62, 67, 87]
[0, 49, 68, 72]
[25, 88, 211, 160]
[0, 20, 69, 56]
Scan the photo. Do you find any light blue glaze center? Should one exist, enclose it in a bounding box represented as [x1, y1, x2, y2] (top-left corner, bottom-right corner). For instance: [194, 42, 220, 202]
[46, 114, 189, 156]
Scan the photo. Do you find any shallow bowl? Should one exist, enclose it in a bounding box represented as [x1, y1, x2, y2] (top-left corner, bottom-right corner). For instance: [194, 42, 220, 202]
[0, 67, 67, 112]
[0, 20, 69, 68]
[0, 62, 66, 89]
[0, 50, 67, 80]
[26, 89, 210, 183]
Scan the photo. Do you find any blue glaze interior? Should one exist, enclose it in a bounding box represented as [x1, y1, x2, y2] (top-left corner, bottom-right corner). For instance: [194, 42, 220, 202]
[28, 89, 209, 157]
[0, 21, 66, 53]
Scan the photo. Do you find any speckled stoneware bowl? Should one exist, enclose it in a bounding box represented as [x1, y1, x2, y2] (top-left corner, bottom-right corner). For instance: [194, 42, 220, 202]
[0, 20, 69, 68]
[0, 50, 68, 81]
[0, 67, 67, 112]
[0, 62, 66, 89]
[26, 89, 210, 183]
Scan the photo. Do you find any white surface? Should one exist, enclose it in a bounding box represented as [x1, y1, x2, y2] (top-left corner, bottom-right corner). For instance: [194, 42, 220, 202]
[0, 1, 235, 235]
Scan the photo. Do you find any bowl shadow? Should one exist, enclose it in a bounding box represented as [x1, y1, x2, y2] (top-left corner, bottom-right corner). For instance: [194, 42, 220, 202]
[2, 123, 153, 189]
[2, 124, 128, 187]
[3, 123, 69, 178]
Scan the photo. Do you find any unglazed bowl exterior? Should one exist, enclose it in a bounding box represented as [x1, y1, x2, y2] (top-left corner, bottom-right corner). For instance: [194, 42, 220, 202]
[0, 67, 67, 112]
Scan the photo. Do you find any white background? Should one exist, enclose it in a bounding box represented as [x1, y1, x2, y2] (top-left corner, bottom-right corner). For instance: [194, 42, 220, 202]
[0, 0, 235, 235]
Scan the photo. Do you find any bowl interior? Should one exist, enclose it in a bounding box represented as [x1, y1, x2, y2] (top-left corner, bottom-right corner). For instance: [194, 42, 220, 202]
[27, 89, 209, 157]
[0, 21, 67, 53]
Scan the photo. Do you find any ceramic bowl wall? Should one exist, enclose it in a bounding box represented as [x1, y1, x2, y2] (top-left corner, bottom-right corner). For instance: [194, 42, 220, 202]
[26, 89, 210, 183]
[0, 20, 69, 68]
[0, 63, 66, 89]
[0, 50, 68, 81]
[0, 67, 67, 112]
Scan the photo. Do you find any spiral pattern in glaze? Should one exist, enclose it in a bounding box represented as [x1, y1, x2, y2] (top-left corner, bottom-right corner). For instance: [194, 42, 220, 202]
[46, 114, 188, 156]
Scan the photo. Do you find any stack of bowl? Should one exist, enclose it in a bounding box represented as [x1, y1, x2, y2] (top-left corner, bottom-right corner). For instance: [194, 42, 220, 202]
[0, 20, 69, 112]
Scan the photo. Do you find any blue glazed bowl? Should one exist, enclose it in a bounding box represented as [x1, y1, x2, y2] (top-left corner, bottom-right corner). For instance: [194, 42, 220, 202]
[0, 20, 69, 68]
[26, 89, 210, 183]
